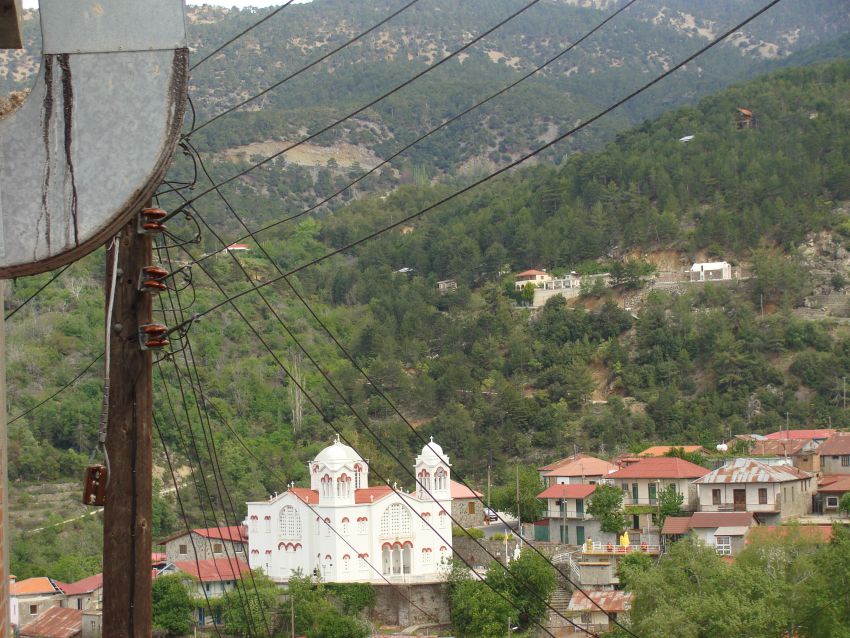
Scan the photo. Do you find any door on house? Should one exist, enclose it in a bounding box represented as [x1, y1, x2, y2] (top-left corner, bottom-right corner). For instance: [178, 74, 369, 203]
[576, 526, 586, 545]
[733, 489, 746, 511]
[632, 483, 639, 504]
[648, 483, 657, 505]
[576, 499, 584, 516]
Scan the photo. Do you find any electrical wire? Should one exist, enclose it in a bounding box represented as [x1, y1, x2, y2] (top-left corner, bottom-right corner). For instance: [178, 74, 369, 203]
[185, 0, 786, 324]
[169, 0, 546, 217]
[176, 0, 641, 262]
[187, 0, 422, 134]
[96, 236, 120, 484]
[190, 1, 298, 71]
[5, 264, 72, 320]
[8, 352, 103, 425]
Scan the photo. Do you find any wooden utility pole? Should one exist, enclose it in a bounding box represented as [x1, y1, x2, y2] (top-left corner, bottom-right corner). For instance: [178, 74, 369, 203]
[0, 282, 9, 638]
[102, 218, 153, 637]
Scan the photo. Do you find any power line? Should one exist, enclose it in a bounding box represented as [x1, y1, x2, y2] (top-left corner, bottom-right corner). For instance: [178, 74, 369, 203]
[186, 0, 785, 323]
[8, 352, 103, 425]
[188, 0, 423, 132]
[5, 264, 72, 320]
[175, 0, 641, 270]
[190, 1, 298, 71]
[170, 0, 546, 217]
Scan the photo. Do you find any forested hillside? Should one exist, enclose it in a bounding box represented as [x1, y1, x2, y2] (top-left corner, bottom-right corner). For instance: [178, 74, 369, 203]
[6, 58, 850, 577]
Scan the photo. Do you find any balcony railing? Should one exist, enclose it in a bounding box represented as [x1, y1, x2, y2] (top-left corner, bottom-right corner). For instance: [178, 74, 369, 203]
[546, 508, 592, 520]
[582, 541, 661, 555]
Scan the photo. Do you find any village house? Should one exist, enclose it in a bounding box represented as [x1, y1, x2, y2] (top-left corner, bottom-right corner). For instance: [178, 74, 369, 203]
[694, 458, 814, 522]
[161, 558, 252, 628]
[689, 261, 732, 282]
[10, 577, 65, 629]
[513, 269, 552, 291]
[537, 454, 618, 487]
[19, 607, 82, 638]
[661, 512, 757, 556]
[567, 590, 632, 635]
[536, 483, 598, 545]
[245, 437, 453, 584]
[746, 438, 821, 473]
[58, 574, 103, 612]
[436, 279, 457, 293]
[450, 480, 484, 529]
[763, 428, 835, 442]
[817, 432, 850, 475]
[159, 525, 248, 565]
[607, 457, 709, 515]
[81, 611, 101, 638]
[815, 474, 850, 514]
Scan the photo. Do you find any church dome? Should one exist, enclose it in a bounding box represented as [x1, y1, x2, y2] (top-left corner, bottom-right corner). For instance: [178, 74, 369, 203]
[314, 437, 362, 466]
[420, 437, 447, 463]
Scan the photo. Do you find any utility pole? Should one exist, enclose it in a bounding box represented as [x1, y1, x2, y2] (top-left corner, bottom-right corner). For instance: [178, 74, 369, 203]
[0, 282, 9, 638]
[515, 461, 521, 536]
[102, 218, 153, 637]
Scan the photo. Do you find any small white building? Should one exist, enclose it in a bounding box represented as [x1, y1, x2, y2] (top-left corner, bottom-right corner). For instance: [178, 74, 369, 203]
[694, 458, 814, 523]
[690, 261, 732, 282]
[514, 269, 552, 291]
[245, 437, 453, 584]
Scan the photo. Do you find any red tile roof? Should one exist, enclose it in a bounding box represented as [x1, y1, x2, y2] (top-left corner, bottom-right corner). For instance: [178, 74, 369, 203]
[10, 577, 61, 596]
[818, 475, 850, 493]
[516, 269, 548, 278]
[695, 459, 811, 484]
[542, 456, 618, 478]
[764, 429, 835, 441]
[290, 487, 319, 504]
[355, 486, 393, 504]
[638, 445, 708, 457]
[608, 457, 709, 479]
[537, 484, 597, 500]
[19, 607, 82, 638]
[818, 432, 850, 456]
[748, 439, 812, 457]
[450, 480, 483, 499]
[689, 512, 756, 528]
[159, 525, 248, 546]
[172, 558, 251, 583]
[660, 516, 692, 535]
[568, 590, 632, 613]
[58, 574, 102, 596]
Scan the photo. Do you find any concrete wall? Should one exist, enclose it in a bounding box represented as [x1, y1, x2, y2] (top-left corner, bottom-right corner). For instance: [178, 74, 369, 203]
[82, 611, 102, 638]
[372, 582, 450, 627]
[821, 455, 850, 475]
[164, 533, 246, 564]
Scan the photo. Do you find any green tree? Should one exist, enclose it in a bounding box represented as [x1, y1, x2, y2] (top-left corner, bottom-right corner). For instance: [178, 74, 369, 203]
[485, 550, 556, 629]
[450, 577, 513, 638]
[799, 526, 850, 637]
[657, 485, 685, 526]
[152, 574, 194, 637]
[840, 493, 850, 517]
[220, 570, 281, 636]
[586, 484, 626, 535]
[490, 465, 544, 524]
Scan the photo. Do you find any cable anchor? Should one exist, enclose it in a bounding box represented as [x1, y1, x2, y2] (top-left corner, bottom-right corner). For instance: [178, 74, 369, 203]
[139, 323, 170, 350]
[138, 265, 169, 293]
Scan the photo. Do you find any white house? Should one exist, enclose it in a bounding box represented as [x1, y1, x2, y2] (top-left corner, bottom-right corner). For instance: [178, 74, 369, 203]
[245, 437, 453, 584]
[514, 269, 552, 291]
[694, 458, 814, 523]
[690, 261, 732, 282]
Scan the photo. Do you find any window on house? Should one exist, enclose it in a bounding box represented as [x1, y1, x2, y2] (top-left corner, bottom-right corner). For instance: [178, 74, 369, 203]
[826, 496, 839, 508]
[341, 518, 350, 535]
[435, 468, 447, 491]
[213, 543, 223, 554]
[358, 518, 367, 534]
[264, 517, 271, 532]
[29, 605, 38, 615]
[77, 599, 82, 610]
[712, 489, 721, 505]
[381, 504, 413, 537]
[179, 544, 188, 555]
[842, 455, 850, 467]
[758, 488, 768, 504]
[279, 506, 302, 539]
[715, 536, 732, 556]
[467, 502, 475, 515]
[234, 543, 243, 552]
[580, 613, 592, 625]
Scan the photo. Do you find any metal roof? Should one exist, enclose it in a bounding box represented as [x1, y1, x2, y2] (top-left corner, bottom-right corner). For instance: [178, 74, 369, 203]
[568, 590, 633, 613]
[660, 516, 692, 535]
[694, 458, 811, 484]
[689, 512, 755, 528]
[818, 432, 850, 456]
[19, 607, 82, 638]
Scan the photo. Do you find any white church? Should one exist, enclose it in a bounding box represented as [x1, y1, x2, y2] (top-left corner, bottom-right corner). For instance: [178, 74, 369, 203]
[244, 436, 454, 583]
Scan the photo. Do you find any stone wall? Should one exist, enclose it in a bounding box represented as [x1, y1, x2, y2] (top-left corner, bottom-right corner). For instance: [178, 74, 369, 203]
[371, 582, 451, 627]
[451, 498, 483, 530]
[453, 536, 522, 568]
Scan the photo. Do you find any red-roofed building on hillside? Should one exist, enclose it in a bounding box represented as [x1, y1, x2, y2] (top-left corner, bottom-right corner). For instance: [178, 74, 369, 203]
[450, 480, 485, 529]
[10, 577, 65, 629]
[694, 458, 814, 523]
[19, 606, 82, 638]
[536, 483, 597, 544]
[608, 457, 709, 512]
[816, 474, 850, 514]
[514, 268, 552, 291]
[537, 454, 618, 487]
[159, 525, 248, 566]
[57, 574, 103, 612]
[764, 428, 835, 442]
[661, 512, 757, 556]
[745, 438, 821, 473]
[160, 558, 252, 628]
[245, 437, 455, 585]
[817, 432, 850, 475]
[567, 590, 632, 635]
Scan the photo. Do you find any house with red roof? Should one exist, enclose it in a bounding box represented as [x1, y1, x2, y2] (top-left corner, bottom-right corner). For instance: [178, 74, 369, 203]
[536, 483, 599, 545]
[567, 590, 632, 635]
[450, 480, 485, 529]
[57, 574, 103, 612]
[513, 268, 552, 291]
[537, 454, 618, 488]
[694, 458, 814, 523]
[817, 431, 850, 475]
[19, 606, 82, 638]
[763, 428, 835, 442]
[10, 577, 65, 629]
[608, 457, 709, 512]
[660, 512, 758, 556]
[746, 438, 822, 473]
[159, 525, 248, 566]
[816, 474, 850, 514]
[160, 558, 252, 628]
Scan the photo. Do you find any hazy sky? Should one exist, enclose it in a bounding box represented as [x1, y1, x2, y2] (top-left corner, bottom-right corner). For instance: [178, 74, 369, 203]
[22, 1, 312, 8]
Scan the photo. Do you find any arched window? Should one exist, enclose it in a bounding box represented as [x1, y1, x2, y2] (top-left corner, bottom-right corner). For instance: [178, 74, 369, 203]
[249, 515, 258, 533]
[438, 510, 447, 528]
[420, 511, 431, 530]
[417, 468, 431, 494]
[358, 553, 369, 571]
[321, 475, 332, 497]
[264, 515, 271, 533]
[380, 503, 412, 538]
[336, 474, 351, 498]
[279, 506, 301, 539]
[354, 464, 363, 489]
[434, 467, 447, 491]
[341, 517, 350, 535]
[357, 517, 368, 534]
[343, 555, 351, 572]
[324, 517, 332, 537]
[422, 547, 432, 564]
[439, 546, 448, 563]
